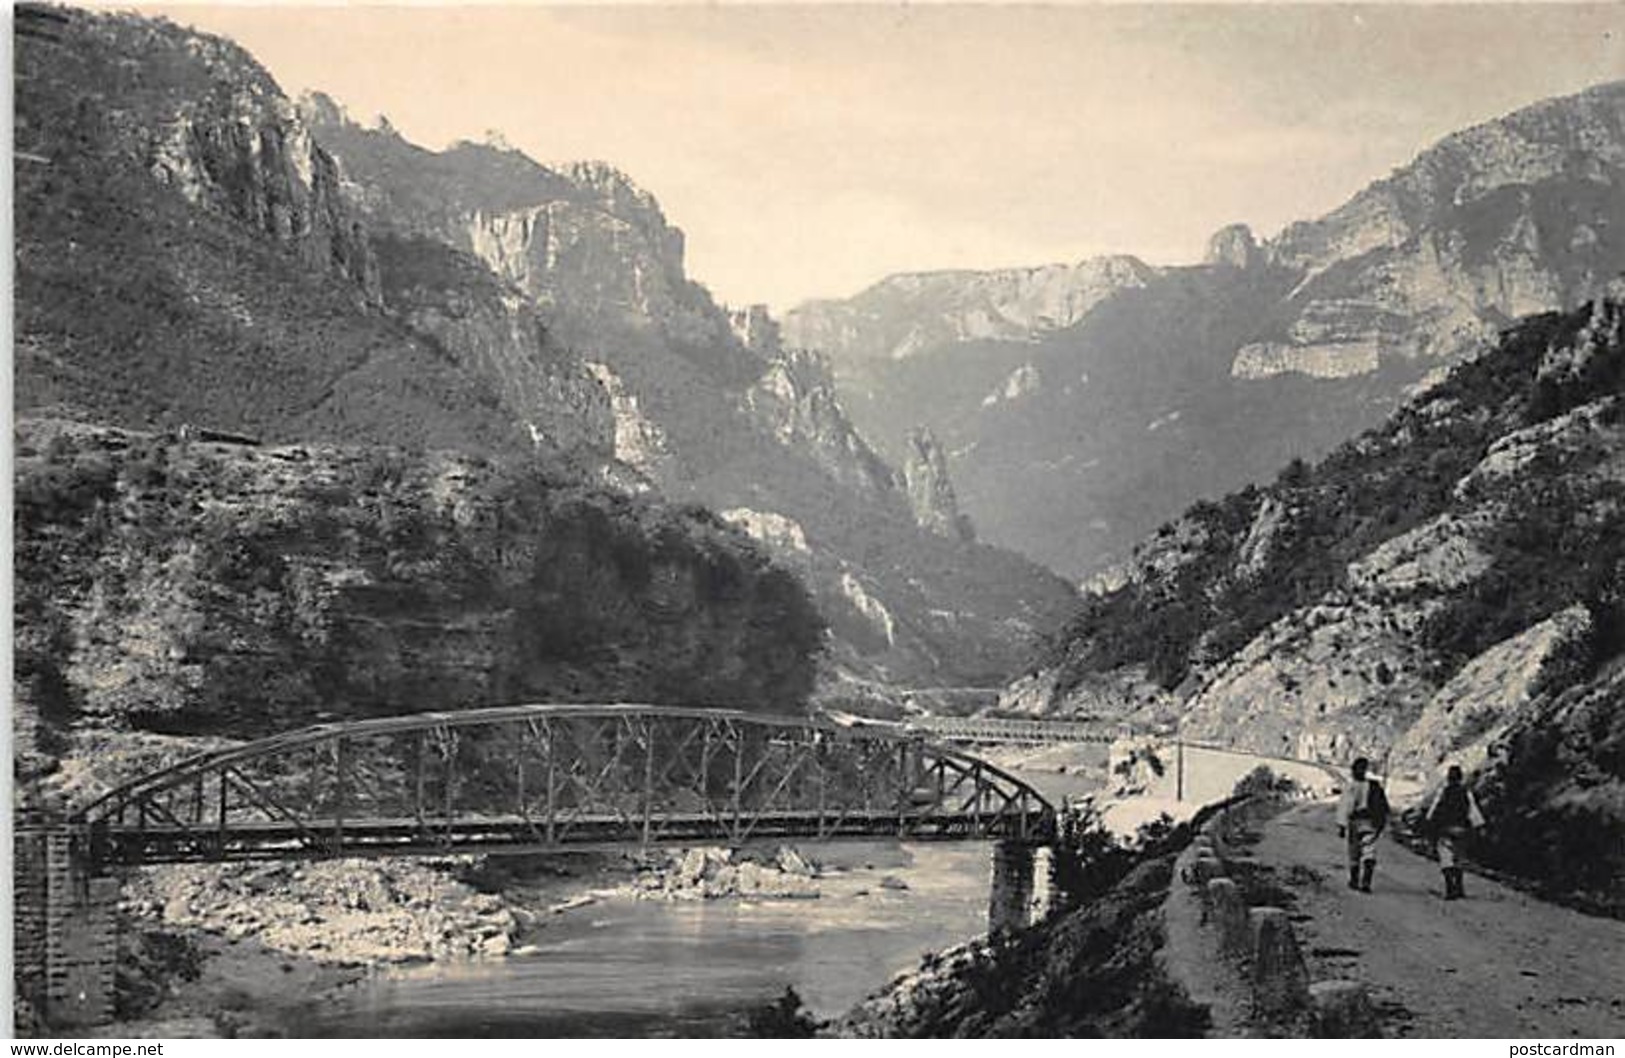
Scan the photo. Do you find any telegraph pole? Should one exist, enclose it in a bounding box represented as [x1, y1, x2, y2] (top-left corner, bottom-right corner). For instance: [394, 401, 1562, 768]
[1176, 738, 1185, 802]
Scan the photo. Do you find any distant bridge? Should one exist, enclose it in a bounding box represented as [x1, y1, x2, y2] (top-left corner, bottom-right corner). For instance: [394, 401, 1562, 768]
[72, 704, 1056, 867]
[904, 715, 1129, 746]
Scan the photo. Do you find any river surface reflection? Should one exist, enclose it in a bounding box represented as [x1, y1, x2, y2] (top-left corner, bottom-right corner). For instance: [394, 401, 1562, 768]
[305, 841, 994, 1037]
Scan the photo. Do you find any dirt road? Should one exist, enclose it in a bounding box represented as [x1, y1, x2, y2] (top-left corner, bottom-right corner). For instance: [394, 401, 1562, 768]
[1253, 802, 1625, 1038]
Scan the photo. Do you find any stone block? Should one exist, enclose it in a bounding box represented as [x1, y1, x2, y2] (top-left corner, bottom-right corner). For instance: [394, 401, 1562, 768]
[1205, 877, 1249, 957]
[1309, 979, 1376, 1038]
[1249, 906, 1309, 1019]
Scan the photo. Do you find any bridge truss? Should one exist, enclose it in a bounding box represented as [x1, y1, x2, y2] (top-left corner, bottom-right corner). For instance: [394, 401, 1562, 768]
[74, 705, 1054, 868]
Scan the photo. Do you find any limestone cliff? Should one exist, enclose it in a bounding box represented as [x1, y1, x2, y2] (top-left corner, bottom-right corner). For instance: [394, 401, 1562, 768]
[70, 16, 381, 303]
[1224, 84, 1625, 378]
[784, 255, 1156, 363]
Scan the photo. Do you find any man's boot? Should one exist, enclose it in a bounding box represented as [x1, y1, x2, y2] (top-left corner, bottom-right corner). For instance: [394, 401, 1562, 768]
[1359, 860, 1375, 893]
[1440, 870, 1455, 900]
[1448, 868, 1465, 900]
[1348, 864, 1361, 890]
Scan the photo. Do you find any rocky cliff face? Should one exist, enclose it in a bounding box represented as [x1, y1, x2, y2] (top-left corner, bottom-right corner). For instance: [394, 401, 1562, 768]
[71, 15, 381, 303]
[784, 255, 1156, 364]
[1020, 299, 1625, 910]
[784, 82, 1625, 579]
[1253, 81, 1625, 381]
[742, 347, 899, 500]
[13, 419, 824, 784]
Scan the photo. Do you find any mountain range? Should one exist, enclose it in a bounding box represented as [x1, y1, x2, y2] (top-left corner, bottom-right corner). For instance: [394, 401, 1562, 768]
[12, 5, 1077, 729]
[785, 81, 1625, 579]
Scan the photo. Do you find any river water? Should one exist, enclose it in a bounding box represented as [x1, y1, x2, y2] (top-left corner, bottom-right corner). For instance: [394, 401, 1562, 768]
[304, 841, 996, 1037]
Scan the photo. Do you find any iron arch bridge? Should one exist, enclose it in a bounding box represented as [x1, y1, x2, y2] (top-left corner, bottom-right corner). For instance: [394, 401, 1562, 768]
[74, 705, 1055, 869]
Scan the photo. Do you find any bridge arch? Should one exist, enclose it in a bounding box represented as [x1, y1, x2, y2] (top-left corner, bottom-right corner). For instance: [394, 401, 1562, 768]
[74, 704, 1055, 867]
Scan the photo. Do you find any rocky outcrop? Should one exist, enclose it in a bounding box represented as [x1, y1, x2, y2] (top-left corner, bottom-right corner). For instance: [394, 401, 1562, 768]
[720, 508, 811, 560]
[1249, 81, 1625, 380]
[981, 364, 1044, 407]
[462, 170, 687, 323]
[583, 362, 670, 479]
[1393, 605, 1591, 774]
[1231, 339, 1382, 380]
[839, 571, 898, 648]
[743, 349, 899, 498]
[1177, 592, 1438, 761]
[728, 304, 783, 356]
[1205, 223, 1262, 271]
[624, 846, 820, 902]
[784, 255, 1156, 363]
[902, 427, 974, 541]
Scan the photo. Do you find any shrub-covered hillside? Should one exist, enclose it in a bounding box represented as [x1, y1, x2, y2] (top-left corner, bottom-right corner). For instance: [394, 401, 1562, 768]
[1041, 299, 1625, 700]
[14, 420, 824, 807]
[1020, 297, 1625, 913]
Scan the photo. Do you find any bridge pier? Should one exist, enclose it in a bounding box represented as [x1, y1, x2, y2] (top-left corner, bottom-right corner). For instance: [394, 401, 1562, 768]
[14, 830, 119, 1029]
[988, 840, 1036, 935]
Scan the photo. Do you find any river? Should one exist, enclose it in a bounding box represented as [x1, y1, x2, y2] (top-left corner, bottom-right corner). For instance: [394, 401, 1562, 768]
[301, 841, 999, 1037]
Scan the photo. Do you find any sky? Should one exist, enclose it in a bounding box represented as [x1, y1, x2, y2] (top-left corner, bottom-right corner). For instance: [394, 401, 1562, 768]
[134, 3, 1624, 313]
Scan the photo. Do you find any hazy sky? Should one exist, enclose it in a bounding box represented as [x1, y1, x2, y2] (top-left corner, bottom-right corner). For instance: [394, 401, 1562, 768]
[136, 3, 1623, 312]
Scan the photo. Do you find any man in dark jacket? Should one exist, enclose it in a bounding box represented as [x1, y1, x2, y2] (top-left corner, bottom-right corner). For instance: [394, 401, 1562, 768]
[1336, 756, 1389, 892]
[1425, 764, 1486, 900]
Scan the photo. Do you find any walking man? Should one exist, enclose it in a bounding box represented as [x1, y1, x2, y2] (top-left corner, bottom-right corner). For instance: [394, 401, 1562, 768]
[1336, 756, 1389, 892]
[1425, 764, 1486, 900]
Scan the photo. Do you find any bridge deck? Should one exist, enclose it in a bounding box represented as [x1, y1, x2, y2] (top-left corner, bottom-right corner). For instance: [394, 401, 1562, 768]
[90, 808, 1054, 864]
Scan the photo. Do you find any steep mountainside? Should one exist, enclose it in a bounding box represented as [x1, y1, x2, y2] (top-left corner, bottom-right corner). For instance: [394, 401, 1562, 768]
[301, 96, 1077, 688]
[13, 7, 610, 460]
[1016, 298, 1625, 912]
[786, 82, 1625, 577]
